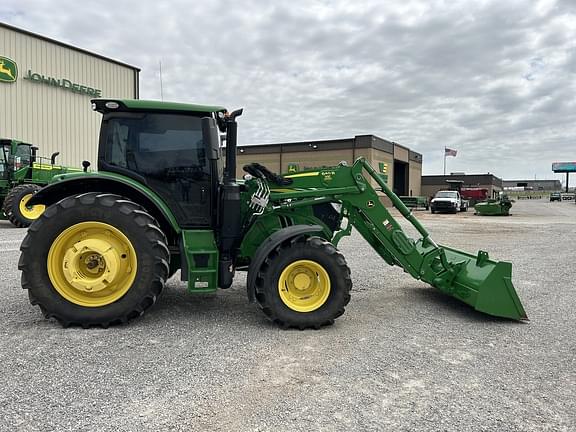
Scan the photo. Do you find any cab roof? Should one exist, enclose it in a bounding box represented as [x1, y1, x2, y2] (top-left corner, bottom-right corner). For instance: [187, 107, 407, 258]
[91, 99, 227, 114]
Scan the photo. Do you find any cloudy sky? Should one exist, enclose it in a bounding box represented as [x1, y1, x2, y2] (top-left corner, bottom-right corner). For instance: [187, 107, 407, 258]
[2, 0, 575, 184]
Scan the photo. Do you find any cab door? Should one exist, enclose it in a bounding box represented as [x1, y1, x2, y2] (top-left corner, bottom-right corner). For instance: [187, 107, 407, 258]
[99, 112, 213, 228]
[0, 144, 9, 181]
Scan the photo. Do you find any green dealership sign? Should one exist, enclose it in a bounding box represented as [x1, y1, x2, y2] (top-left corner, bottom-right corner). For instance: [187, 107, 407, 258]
[287, 163, 300, 173]
[23, 69, 102, 97]
[1, 53, 102, 96]
[378, 162, 389, 183]
[0, 56, 18, 83]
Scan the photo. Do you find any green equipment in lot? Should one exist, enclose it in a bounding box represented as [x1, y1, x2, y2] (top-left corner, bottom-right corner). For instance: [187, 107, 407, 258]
[20, 99, 527, 328]
[474, 194, 513, 216]
[398, 195, 429, 210]
[1, 139, 80, 227]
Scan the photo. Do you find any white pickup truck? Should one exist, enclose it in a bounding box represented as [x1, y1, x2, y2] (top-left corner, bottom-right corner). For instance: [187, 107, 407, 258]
[430, 190, 469, 214]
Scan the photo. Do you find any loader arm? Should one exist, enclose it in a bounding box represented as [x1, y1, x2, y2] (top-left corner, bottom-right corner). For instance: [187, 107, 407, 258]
[265, 158, 527, 321]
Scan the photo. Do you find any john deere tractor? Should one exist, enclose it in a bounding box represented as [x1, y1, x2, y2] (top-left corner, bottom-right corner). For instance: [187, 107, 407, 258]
[19, 99, 527, 328]
[1, 139, 79, 227]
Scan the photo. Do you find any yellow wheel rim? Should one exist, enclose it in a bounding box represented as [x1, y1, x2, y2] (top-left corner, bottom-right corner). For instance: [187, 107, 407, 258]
[278, 260, 331, 312]
[19, 193, 45, 220]
[47, 222, 137, 307]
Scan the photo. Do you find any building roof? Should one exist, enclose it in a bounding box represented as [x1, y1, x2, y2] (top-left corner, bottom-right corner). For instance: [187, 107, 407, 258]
[238, 134, 423, 162]
[422, 174, 502, 187]
[503, 179, 561, 184]
[0, 21, 140, 71]
[503, 179, 562, 190]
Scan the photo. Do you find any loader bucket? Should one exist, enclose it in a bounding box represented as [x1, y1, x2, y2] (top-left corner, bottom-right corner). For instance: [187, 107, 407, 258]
[428, 246, 528, 321]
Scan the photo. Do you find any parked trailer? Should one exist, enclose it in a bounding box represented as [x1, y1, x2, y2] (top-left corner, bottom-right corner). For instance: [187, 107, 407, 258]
[460, 187, 489, 207]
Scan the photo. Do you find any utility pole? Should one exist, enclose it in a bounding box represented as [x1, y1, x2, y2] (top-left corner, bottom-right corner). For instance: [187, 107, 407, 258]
[159, 61, 164, 101]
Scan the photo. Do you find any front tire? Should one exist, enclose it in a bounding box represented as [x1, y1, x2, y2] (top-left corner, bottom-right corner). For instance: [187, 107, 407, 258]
[2, 184, 45, 227]
[19, 193, 170, 327]
[254, 236, 351, 329]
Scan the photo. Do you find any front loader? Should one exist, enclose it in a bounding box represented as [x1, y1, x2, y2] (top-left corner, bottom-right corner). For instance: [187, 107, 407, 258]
[19, 99, 527, 328]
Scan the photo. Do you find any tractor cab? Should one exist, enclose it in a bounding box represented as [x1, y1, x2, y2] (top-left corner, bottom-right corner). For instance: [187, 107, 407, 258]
[13, 142, 32, 171]
[92, 99, 229, 228]
[0, 139, 32, 178]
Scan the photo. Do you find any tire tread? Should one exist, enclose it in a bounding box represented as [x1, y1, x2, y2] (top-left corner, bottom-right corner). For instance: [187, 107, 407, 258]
[2, 184, 42, 228]
[254, 236, 351, 329]
[19, 193, 169, 328]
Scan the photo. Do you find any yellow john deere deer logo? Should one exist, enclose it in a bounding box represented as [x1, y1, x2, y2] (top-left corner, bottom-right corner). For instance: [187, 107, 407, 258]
[0, 56, 18, 83]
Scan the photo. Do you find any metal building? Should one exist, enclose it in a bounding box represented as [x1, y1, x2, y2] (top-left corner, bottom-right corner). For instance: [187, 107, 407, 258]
[236, 135, 423, 196]
[503, 179, 562, 192]
[422, 174, 503, 200]
[0, 23, 139, 168]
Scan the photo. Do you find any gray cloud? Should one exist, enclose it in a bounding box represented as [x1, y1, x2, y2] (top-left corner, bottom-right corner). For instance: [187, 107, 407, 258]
[1, 0, 574, 184]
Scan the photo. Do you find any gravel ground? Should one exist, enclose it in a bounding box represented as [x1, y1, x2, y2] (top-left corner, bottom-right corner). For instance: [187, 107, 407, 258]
[0, 199, 575, 431]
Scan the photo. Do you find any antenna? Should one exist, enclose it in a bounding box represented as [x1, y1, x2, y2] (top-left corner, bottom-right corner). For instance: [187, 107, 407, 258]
[159, 61, 164, 101]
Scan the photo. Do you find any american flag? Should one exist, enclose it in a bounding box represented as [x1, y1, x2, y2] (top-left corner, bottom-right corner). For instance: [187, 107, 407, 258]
[445, 147, 457, 157]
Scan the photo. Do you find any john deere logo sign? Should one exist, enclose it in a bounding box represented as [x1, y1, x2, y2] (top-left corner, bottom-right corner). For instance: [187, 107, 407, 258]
[287, 163, 300, 173]
[0, 56, 18, 83]
[378, 162, 389, 183]
[24, 69, 102, 97]
[0, 55, 101, 96]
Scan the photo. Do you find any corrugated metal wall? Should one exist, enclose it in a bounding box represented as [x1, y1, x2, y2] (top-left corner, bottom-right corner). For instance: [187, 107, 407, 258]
[0, 25, 137, 168]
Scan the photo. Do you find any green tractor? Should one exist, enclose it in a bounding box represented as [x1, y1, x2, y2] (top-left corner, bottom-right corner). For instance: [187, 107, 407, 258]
[20, 99, 527, 328]
[1, 138, 79, 227]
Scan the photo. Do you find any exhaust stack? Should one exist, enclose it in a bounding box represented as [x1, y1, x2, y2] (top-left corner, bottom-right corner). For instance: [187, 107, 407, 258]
[224, 108, 243, 184]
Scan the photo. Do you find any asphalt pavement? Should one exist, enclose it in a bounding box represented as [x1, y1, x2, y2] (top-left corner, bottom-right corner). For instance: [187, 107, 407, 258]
[0, 199, 574, 431]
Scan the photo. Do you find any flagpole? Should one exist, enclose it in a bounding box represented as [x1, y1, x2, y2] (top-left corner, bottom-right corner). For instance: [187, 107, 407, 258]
[443, 147, 446, 175]
[159, 61, 164, 101]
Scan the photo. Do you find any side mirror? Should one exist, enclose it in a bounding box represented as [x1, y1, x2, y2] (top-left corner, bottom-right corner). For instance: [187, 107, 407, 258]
[50, 152, 60, 165]
[201, 117, 220, 161]
[82, 160, 91, 172]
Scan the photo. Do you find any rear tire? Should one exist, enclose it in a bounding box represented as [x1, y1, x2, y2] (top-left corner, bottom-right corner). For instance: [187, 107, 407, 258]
[254, 236, 351, 329]
[19, 193, 170, 327]
[2, 184, 44, 228]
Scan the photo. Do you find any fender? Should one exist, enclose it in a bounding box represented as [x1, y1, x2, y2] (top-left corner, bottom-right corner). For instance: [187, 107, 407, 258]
[246, 224, 323, 303]
[28, 174, 180, 241]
